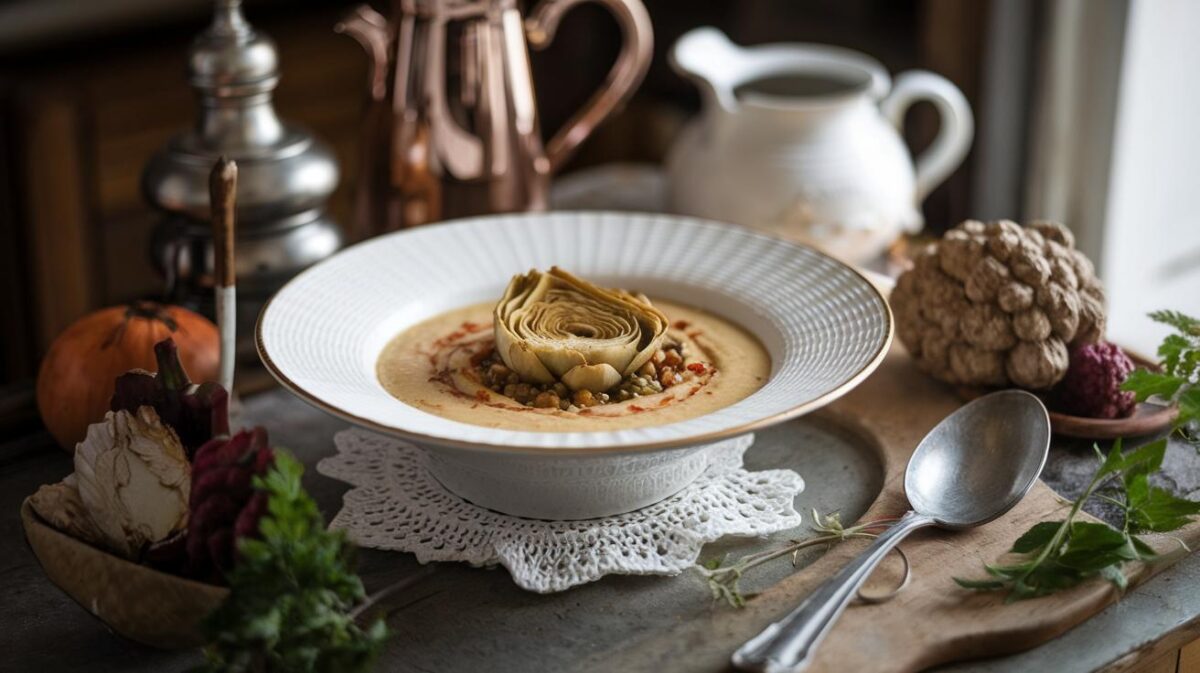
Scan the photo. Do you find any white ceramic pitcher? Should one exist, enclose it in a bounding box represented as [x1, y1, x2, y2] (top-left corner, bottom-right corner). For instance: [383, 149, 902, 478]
[666, 28, 973, 263]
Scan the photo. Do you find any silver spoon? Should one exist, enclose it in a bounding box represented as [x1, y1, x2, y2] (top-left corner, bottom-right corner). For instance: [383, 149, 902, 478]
[733, 389, 1050, 673]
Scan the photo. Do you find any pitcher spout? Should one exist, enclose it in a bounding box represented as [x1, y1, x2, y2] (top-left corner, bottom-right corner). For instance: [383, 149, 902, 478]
[336, 5, 391, 102]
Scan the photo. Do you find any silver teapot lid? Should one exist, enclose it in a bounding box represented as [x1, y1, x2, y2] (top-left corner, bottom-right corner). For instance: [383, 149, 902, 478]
[142, 0, 338, 223]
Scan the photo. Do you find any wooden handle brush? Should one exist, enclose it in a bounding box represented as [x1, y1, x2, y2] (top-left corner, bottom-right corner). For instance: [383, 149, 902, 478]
[210, 157, 238, 393]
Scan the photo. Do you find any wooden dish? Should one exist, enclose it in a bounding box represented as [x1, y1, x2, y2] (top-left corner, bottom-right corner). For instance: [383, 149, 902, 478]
[20, 498, 228, 649]
[957, 351, 1177, 440]
[1048, 400, 1178, 439]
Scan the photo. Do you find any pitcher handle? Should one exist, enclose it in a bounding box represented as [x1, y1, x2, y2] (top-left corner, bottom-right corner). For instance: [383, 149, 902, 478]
[880, 71, 974, 207]
[526, 0, 653, 172]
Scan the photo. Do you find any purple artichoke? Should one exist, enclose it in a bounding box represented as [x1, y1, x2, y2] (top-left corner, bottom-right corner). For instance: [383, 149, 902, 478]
[1055, 341, 1136, 419]
[186, 427, 275, 582]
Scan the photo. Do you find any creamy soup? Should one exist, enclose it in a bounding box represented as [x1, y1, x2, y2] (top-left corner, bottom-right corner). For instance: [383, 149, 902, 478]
[376, 299, 770, 432]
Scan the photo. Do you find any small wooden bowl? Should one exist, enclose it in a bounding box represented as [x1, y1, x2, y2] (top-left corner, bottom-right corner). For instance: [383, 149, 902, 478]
[1047, 400, 1178, 439]
[20, 498, 228, 649]
[957, 351, 1178, 440]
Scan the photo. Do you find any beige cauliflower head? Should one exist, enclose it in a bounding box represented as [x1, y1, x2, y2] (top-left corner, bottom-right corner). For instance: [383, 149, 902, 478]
[891, 219, 1106, 390]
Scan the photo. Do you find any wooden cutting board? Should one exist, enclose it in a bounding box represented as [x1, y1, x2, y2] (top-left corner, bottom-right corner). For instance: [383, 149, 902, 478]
[593, 344, 1199, 672]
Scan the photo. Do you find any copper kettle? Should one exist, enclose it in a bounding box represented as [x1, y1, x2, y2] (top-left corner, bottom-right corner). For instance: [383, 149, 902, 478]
[337, 0, 652, 235]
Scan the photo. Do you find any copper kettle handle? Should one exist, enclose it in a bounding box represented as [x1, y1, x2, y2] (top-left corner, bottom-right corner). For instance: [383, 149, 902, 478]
[525, 0, 652, 172]
[336, 5, 391, 102]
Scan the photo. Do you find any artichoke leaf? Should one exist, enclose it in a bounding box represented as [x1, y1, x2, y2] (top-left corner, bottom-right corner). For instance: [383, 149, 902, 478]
[74, 407, 190, 559]
[562, 363, 623, 392]
[502, 340, 557, 384]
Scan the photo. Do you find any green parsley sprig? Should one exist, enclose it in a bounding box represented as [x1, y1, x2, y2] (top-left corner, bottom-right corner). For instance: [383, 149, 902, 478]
[957, 309, 1200, 602]
[196, 453, 387, 673]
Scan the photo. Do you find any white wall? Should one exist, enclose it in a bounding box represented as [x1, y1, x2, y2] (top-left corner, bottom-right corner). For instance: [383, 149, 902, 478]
[1102, 0, 1200, 355]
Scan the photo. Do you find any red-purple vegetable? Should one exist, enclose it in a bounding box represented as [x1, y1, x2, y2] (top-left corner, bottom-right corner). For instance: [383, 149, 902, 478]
[1055, 341, 1137, 419]
[110, 338, 230, 458]
[187, 427, 275, 582]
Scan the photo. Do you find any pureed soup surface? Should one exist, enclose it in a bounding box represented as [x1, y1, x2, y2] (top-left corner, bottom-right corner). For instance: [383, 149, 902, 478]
[376, 299, 770, 432]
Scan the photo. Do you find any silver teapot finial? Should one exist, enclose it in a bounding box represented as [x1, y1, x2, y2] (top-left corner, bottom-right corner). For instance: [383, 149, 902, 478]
[209, 0, 251, 37]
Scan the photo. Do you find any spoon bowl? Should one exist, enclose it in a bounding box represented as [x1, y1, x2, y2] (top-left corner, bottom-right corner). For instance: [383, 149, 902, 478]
[734, 389, 1050, 673]
[906, 389, 1051, 529]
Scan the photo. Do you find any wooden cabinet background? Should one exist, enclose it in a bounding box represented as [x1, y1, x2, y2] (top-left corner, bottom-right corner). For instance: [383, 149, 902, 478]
[1, 3, 366, 385]
[0, 0, 991, 387]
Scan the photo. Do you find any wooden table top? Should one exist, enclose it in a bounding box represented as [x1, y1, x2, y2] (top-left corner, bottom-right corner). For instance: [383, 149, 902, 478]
[3, 386, 1197, 672]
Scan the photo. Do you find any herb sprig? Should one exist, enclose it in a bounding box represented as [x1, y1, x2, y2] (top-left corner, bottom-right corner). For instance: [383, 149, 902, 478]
[697, 510, 900, 607]
[1121, 310, 1200, 447]
[957, 309, 1200, 602]
[954, 437, 1200, 600]
[197, 453, 387, 673]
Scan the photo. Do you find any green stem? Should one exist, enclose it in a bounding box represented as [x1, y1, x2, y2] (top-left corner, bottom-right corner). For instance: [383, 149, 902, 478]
[1017, 467, 1112, 585]
[154, 339, 190, 390]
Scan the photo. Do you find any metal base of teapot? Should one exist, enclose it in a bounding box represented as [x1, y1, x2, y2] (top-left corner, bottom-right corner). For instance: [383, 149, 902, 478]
[142, 0, 343, 355]
[150, 209, 343, 359]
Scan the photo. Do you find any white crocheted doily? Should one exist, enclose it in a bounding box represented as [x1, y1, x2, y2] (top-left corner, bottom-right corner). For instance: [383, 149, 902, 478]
[318, 428, 804, 593]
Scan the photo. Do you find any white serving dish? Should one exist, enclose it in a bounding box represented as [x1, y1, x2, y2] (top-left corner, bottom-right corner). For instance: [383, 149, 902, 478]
[257, 212, 891, 519]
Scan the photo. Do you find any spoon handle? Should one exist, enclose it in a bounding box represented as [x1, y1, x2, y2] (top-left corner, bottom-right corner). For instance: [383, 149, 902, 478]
[732, 510, 936, 673]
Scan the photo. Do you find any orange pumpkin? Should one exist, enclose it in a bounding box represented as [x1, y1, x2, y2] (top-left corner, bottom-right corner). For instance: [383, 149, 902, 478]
[36, 301, 220, 451]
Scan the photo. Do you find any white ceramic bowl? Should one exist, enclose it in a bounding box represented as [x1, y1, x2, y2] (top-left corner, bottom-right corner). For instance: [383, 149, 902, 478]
[258, 212, 891, 518]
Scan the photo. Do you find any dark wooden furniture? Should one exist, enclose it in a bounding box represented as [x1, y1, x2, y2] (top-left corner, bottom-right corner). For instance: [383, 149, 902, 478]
[0, 0, 998, 387]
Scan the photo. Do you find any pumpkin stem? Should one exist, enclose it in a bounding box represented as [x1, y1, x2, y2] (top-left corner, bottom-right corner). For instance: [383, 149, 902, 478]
[103, 301, 179, 350]
[126, 301, 179, 331]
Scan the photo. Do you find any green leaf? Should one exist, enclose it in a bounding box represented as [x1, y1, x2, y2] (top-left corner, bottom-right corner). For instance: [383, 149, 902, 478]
[1157, 334, 1192, 377]
[1128, 486, 1200, 533]
[1057, 522, 1135, 571]
[1010, 521, 1064, 554]
[985, 561, 1036, 578]
[1182, 351, 1200, 381]
[1148, 309, 1200, 336]
[1178, 386, 1200, 428]
[1123, 439, 1168, 481]
[1131, 535, 1161, 561]
[1009, 561, 1089, 600]
[1120, 369, 1187, 403]
[1121, 439, 1167, 510]
[1096, 438, 1128, 479]
[1125, 470, 1149, 507]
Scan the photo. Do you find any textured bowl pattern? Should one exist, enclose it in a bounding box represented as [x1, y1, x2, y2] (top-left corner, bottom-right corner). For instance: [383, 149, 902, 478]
[257, 212, 891, 453]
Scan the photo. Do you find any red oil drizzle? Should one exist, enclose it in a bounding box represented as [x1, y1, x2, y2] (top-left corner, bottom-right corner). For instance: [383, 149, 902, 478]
[414, 321, 725, 420]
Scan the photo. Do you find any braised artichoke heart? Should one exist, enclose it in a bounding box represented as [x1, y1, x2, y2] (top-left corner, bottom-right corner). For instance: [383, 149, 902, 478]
[493, 267, 668, 392]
